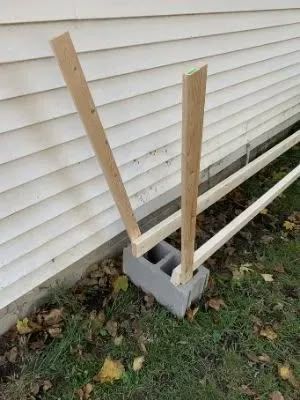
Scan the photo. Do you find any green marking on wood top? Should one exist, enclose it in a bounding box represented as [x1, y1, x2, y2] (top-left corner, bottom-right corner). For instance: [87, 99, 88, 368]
[186, 67, 199, 76]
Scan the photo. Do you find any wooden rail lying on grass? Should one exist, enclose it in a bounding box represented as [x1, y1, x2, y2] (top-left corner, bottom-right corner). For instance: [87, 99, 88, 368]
[132, 130, 300, 257]
[171, 162, 300, 285]
[51, 32, 141, 242]
[180, 65, 207, 284]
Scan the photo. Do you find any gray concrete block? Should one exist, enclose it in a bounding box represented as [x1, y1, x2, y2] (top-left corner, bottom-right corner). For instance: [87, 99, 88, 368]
[123, 241, 209, 317]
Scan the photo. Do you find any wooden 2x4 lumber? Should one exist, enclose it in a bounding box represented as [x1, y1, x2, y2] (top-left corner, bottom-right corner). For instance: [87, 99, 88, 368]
[50, 32, 141, 242]
[180, 65, 207, 284]
[171, 163, 300, 285]
[131, 130, 300, 257]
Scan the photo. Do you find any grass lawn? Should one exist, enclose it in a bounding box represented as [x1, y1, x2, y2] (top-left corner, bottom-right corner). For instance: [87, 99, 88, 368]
[0, 143, 299, 400]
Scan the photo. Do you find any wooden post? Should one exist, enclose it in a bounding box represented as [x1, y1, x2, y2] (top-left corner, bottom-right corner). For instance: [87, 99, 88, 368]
[51, 32, 141, 242]
[180, 65, 207, 284]
[171, 163, 300, 285]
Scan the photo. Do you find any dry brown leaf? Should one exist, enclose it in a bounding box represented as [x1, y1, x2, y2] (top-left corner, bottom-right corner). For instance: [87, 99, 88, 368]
[105, 320, 118, 338]
[94, 357, 125, 383]
[278, 364, 300, 389]
[259, 326, 278, 341]
[270, 391, 284, 400]
[186, 306, 199, 321]
[261, 273, 274, 282]
[133, 356, 145, 372]
[232, 265, 253, 281]
[206, 298, 225, 311]
[257, 353, 271, 363]
[260, 208, 268, 215]
[30, 382, 40, 396]
[113, 335, 123, 346]
[240, 385, 257, 397]
[77, 383, 93, 400]
[47, 326, 63, 339]
[144, 295, 155, 309]
[5, 347, 18, 363]
[29, 339, 46, 351]
[274, 264, 285, 273]
[41, 308, 63, 326]
[42, 380, 53, 393]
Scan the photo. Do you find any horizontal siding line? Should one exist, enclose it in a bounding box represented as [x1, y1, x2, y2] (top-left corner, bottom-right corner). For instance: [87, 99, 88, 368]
[1, 0, 300, 25]
[1, 102, 299, 264]
[1, 75, 299, 196]
[2, 93, 298, 244]
[0, 134, 252, 278]
[3, 111, 296, 308]
[1, 22, 299, 66]
[1, 58, 300, 147]
[2, 51, 300, 134]
[2, 37, 300, 101]
[1, 83, 299, 222]
[0, 139, 181, 243]
[0, 125, 247, 251]
[3, 103, 296, 285]
[2, 11, 300, 63]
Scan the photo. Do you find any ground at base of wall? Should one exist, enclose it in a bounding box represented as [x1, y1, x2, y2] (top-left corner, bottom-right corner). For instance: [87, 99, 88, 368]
[0, 145, 299, 400]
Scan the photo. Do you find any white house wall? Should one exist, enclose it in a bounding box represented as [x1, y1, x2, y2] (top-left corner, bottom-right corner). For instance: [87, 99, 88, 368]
[0, 1, 300, 310]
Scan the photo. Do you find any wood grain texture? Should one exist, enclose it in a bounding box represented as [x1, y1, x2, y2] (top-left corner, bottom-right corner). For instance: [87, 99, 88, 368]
[180, 65, 207, 283]
[50, 32, 141, 241]
[132, 130, 300, 257]
[171, 163, 300, 285]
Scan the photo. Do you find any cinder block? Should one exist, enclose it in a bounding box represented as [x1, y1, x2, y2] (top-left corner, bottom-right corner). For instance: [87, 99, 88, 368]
[123, 241, 209, 317]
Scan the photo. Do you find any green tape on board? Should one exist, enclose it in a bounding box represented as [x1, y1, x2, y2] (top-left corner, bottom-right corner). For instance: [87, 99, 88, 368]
[186, 67, 199, 75]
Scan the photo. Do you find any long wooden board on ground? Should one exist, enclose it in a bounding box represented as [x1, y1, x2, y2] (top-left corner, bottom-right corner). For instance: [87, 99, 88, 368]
[171, 163, 300, 285]
[180, 65, 207, 284]
[132, 130, 300, 256]
[51, 32, 141, 242]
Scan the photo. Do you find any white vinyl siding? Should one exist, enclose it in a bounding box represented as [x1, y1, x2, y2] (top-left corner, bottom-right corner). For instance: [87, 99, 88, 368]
[0, 1, 299, 309]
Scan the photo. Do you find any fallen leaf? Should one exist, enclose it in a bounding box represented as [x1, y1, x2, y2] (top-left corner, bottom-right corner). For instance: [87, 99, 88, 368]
[186, 306, 199, 321]
[144, 295, 155, 309]
[30, 382, 40, 396]
[89, 311, 106, 338]
[274, 264, 285, 273]
[133, 356, 145, 372]
[261, 235, 274, 244]
[94, 357, 125, 383]
[5, 347, 18, 363]
[259, 326, 278, 341]
[29, 339, 46, 351]
[105, 320, 118, 338]
[270, 391, 284, 400]
[261, 273, 274, 282]
[40, 308, 63, 326]
[112, 275, 128, 294]
[113, 335, 123, 346]
[278, 364, 300, 389]
[257, 353, 271, 363]
[77, 383, 93, 400]
[232, 265, 253, 281]
[283, 221, 295, 231]
[16, 318, 32, 335]
[247, 352, 271, 364]
[47, 326, 63, 339]
[240, 385, 257, 397]
[206, 298, 226, 311]
[42, 380, 53, 393]
[260, 208, 268, 215]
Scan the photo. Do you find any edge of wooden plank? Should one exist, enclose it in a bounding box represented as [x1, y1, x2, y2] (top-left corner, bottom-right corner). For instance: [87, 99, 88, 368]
[132, 130, 300, 256]
[171, 162, 300, 285]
